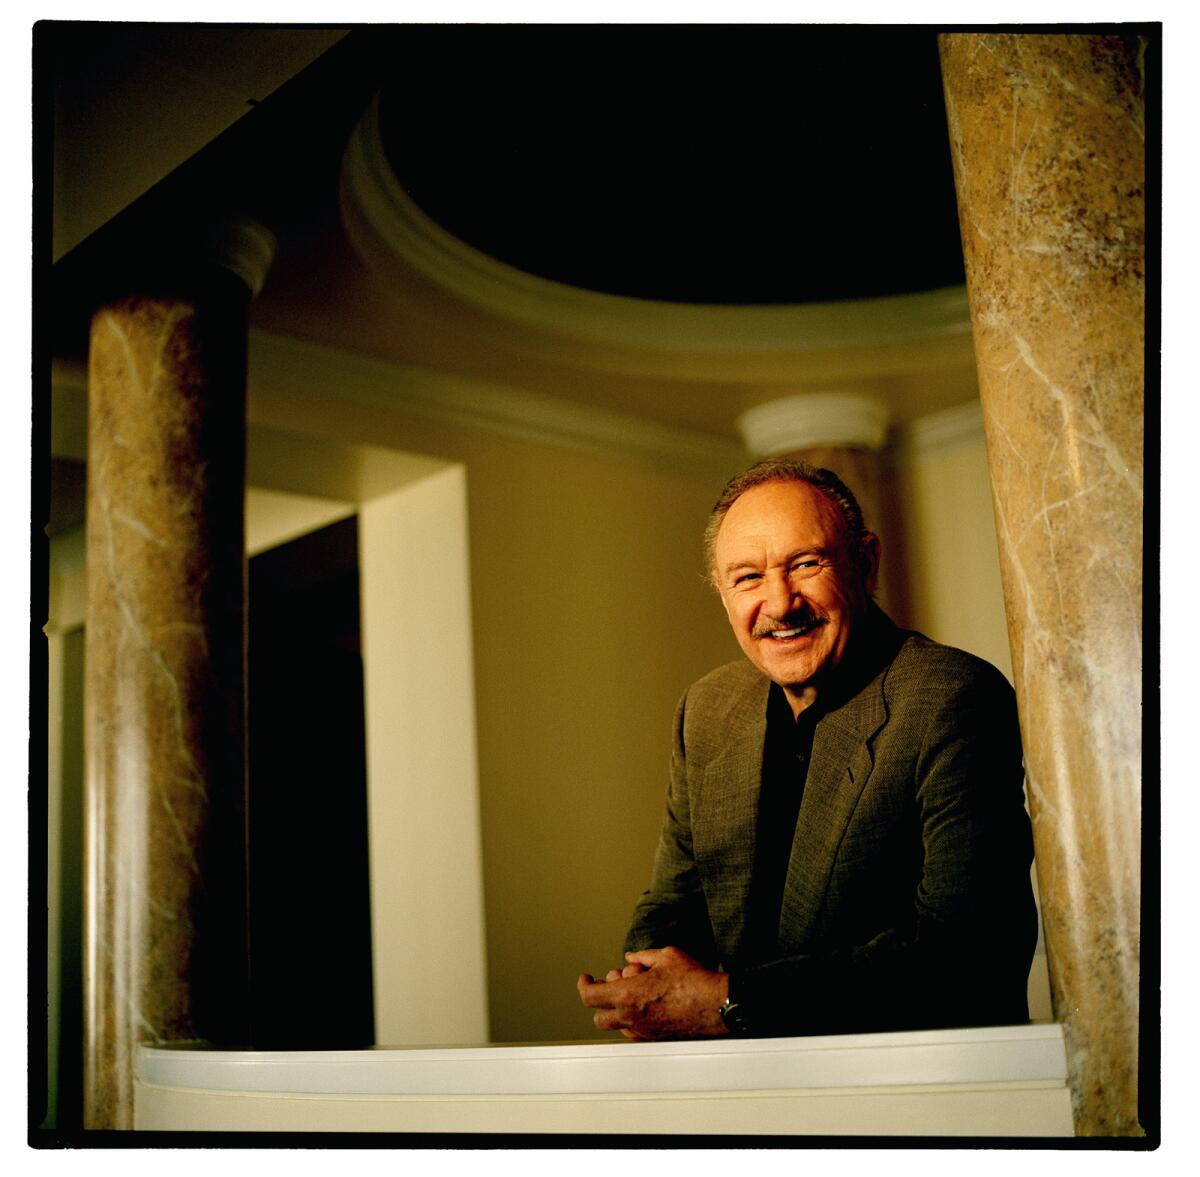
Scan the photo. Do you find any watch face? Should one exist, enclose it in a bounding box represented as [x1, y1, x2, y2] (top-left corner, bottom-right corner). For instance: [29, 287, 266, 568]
[721, 1000, 751, 1036]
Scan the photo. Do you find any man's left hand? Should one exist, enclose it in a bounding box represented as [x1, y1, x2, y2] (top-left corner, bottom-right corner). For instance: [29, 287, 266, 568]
[577, 946, 730, 1040]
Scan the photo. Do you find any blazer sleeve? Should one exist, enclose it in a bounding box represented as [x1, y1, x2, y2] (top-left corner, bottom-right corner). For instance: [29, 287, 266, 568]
[729, 661, 1039, 1036]
[623, 686, 720, 968]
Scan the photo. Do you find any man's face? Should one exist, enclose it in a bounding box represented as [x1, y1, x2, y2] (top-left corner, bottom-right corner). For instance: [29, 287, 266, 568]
[712, 480, 878, 706]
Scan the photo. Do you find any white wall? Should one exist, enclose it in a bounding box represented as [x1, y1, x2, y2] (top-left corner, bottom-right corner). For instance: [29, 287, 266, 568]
[359, 466, 489, 1044]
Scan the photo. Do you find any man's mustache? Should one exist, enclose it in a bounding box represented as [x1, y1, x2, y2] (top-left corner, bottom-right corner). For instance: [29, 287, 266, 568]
[752, 614, 827, 639]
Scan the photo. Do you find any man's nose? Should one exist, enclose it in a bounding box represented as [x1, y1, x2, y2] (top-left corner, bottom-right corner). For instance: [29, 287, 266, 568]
[764, 569, 800, 618]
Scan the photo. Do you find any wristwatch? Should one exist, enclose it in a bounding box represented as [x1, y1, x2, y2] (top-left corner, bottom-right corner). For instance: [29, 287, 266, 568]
[719, 996, 752, 1037]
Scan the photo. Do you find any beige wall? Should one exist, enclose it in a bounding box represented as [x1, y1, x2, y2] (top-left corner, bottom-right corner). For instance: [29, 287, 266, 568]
[359, 466, 489, 1045]
[893, 405, 1014, 681]
[464, 441, 740, 1043]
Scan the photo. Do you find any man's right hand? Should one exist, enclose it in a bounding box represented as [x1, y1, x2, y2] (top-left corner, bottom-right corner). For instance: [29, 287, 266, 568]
[604, 961, 649, 1036]
[578, 946, 730, 1041]
[605, 962, 649, 982]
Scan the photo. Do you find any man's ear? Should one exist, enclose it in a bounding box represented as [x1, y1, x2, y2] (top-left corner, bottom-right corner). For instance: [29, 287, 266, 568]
[861, 533, 881, 597]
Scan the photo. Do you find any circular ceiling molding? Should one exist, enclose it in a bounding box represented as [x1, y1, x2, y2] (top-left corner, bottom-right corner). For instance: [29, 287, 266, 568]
[340, 94, 971, 360]
[371, 28, 966, 306]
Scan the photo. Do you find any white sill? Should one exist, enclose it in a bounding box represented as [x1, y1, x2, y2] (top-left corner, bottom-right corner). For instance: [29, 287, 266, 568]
[138, 1022, 1066, 1098]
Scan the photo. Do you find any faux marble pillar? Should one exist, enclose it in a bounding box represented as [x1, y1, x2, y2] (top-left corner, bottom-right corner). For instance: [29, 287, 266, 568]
[939, 34, 1145, 1136]
[737, 394, 893, 607]
[83, 266, 255, 1129]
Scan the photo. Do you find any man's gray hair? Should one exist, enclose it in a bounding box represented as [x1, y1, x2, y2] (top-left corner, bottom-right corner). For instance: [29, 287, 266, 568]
[703, 457, 873, 581]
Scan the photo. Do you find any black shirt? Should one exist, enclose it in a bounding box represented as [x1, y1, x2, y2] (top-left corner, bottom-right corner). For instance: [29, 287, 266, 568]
[740, 684, 822, 964]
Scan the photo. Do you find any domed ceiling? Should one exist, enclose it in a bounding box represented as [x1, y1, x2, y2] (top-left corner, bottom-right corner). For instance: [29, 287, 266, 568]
[377, 25, 964, 306]
[47, 22, 982, 496]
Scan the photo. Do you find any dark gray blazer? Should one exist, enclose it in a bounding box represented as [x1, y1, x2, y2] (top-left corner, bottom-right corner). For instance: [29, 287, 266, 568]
[625, 609, 1038, 1037]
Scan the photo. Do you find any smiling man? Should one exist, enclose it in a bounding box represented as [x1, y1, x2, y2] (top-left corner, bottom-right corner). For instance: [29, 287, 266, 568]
[578, 458, 1037, 1041]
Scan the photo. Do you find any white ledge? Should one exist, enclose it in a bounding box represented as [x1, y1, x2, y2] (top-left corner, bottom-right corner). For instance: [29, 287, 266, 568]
[138, 1022, 1066, 1098]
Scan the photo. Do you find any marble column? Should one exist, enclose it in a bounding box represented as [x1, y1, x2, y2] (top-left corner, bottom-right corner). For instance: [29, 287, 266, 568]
[939, 34, 1145, 1136]
[737, 394, 894, 607]
[82, 221, 275, 1129]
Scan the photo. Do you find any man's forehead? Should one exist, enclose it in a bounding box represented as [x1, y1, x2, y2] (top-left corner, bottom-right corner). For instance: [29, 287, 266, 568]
[716, 480, 846, 549]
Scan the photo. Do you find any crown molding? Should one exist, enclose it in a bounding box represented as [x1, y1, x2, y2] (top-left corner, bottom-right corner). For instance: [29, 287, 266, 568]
[54, 335, 986, 477]
[51, 334, 745, 480]
[339, 95, 972, 361]
[245, 330, 747, 481]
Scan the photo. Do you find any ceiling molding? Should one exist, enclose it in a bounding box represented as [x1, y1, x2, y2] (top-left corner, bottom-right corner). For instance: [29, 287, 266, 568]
[245, 329, 747, 482]
[53, 336, 984, 477]
[51, 336, 745, 480]
[340, 95, 973, 360]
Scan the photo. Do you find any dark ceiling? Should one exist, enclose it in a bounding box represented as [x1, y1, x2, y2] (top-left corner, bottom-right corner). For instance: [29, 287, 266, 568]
[379, 25, 965, 305]
[49, 25, 966, 329]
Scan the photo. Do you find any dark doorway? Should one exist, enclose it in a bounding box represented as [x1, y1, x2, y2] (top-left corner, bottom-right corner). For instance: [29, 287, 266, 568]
[247, 514, 374, 1048]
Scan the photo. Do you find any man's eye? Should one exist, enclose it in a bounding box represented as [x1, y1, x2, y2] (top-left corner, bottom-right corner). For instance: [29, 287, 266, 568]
[734, 572, 762, 585]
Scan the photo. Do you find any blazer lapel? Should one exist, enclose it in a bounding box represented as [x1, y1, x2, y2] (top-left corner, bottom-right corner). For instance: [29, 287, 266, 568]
[777, 666, 890, 951]
[692, 675, 769, 963]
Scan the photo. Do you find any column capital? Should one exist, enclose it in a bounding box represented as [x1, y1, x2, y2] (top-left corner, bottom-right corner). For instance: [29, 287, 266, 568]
[82, 216, 279, 310]
[737, 394, 890, 458]
[209, 217, 278, 297]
